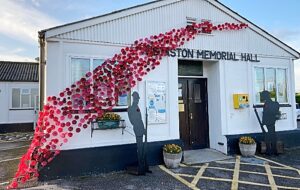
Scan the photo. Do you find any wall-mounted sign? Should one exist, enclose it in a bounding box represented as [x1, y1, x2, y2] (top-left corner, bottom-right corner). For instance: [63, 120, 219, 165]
[167, 48, 260, 62]
[233, 94, 250, 109]
[146, 81, 167, 124]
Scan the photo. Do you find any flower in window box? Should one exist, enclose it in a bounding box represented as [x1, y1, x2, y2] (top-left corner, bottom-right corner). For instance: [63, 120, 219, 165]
[97, 112, 121, 121]
[96, 112, 121, 129]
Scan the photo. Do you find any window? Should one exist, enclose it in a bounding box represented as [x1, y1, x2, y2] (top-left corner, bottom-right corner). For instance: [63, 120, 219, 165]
[265, 68, 276, 100]
[11, 88, 39, 109]
[178, 60, 203, 76]
[277, 69, 288, 103]
[70, 58, 104, 85]
[70, 57, 130, 108]
[254, 67, 288, 104]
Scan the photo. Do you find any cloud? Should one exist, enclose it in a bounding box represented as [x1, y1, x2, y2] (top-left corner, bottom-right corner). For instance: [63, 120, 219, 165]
[0, 54, 36, 62]
[0, 46, 36, 62]
[295, 60, 300, 92]
[31, 0, 42, 7]
[285, 35, 300, 92]
[0, 0, 61, 45]
[272, 29, 300, 92]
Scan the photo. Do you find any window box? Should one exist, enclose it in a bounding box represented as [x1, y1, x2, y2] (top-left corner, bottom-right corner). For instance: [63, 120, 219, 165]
[97, 120, 120, 129]
[90, 119, 126, 137]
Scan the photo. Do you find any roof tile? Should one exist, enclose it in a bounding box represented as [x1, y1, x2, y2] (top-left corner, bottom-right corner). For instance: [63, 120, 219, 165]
[0, 61, 39, 82]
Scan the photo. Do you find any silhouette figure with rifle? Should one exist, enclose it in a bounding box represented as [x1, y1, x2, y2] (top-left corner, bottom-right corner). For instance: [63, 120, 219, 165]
[128, 91, 150, 175]
[254, 90, 280, 155]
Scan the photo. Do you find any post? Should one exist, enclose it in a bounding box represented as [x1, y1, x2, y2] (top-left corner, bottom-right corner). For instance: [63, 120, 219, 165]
[144, 109, 149, 171]
[253, 105, 266, 134]
[38, 31, 46, 110]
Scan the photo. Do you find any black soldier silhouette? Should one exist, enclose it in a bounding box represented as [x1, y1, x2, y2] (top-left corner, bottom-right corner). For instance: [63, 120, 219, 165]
[128, 91, 147, 174]
[261, 90, 280, 155]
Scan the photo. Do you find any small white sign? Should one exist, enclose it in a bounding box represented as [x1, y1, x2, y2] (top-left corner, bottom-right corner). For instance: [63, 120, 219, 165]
[146, 81, 167, 124]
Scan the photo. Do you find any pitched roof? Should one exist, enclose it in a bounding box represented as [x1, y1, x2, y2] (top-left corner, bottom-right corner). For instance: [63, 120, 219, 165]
[41, 0, 300, 59]
[0, 61, 39, 82]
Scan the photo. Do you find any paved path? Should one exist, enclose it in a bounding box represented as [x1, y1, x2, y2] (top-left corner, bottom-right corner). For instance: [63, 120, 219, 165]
[1, 141, 300, 190]
[160, 156, 300, 190]
[0, 141, 30, 187]
[0, 132, 33, 142]
[18, 155, 300, 190]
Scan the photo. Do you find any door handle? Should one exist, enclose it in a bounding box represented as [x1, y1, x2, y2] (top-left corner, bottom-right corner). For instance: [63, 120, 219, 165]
[190, 112, 193, 120]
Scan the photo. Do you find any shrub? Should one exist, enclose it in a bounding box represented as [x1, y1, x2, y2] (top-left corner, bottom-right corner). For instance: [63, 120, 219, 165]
[163, 144, 182, 154]
[239, 136, 256, 144]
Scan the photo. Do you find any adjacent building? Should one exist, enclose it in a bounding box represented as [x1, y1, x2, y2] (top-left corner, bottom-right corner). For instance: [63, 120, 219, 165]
[0, 61, 39, 133]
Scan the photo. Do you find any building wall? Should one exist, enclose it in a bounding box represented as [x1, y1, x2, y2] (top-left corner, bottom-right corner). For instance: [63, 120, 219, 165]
[49, 0, 293, 58]
[0, 82, 39, 124]
[45, 0, 297, 152]
[224, 58, 296, 135]
[47, 41, 182, 150]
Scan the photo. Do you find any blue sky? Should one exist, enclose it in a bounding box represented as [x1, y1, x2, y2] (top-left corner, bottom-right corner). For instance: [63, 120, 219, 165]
[0, 0, 299, 90]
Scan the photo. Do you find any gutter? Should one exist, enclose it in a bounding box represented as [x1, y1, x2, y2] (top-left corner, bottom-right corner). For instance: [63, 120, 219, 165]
[38, 31, 46, 110]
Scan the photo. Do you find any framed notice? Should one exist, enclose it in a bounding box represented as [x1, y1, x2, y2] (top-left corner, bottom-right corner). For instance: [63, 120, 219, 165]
[146, 81, 167, 124]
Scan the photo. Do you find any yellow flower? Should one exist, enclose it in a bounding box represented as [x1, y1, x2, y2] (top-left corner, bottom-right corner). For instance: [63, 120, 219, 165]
[239, 136, 255, 144]
[97, 112, 121, 121]
[163, 144, 182, 154]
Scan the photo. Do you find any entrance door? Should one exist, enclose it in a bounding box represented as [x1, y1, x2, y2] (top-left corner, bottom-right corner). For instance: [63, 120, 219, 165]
[178, 78, 209, 150]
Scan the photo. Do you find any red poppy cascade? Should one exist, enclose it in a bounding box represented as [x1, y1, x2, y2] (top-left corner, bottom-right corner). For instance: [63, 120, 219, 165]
[8, 21, 248, 189]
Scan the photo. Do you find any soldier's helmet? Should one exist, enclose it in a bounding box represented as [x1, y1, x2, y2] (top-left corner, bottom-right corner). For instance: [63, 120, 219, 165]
[260, 90, 271, 102]
[132, 91, 140, 100]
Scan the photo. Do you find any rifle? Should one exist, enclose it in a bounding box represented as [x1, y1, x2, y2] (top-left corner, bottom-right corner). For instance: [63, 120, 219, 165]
[143, 109, 151, 173]
[253, 105, 266, 134]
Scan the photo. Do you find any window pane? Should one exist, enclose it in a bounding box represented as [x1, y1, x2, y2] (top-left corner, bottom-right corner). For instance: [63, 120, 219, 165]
[21, 94, 30, 108]
[12, 88, 20, 108]
[93, 59, 104, 70]
[117, 93, 129, 106]
[178, 60, 203, 76]
[277, 69, 287, 103]
[31, 88, 38, 108]
[266, 68, 276, 101]
[193, 84, 202, 103]
[21, 89, 30, 94]
[254, 67, 264, 103]
[71, 58, 90, 84]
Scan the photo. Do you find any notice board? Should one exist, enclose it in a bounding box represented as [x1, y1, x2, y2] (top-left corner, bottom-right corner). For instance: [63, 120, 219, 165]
[146, 81, 167, 124]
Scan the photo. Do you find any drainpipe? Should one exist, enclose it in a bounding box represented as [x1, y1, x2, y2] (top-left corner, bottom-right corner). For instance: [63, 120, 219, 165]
[38, 31, 46, 110]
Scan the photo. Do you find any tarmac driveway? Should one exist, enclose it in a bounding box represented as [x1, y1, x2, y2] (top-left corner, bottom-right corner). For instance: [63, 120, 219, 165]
[1, 137, 299, 190]
[22, 153, 300, 190]
[161, 155, 300, 190]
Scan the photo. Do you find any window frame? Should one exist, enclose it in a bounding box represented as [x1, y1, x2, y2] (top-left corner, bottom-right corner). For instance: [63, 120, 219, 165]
[68, 55, 131, 110]
[10, 87, 39, 110]
[253, 66, 289, 105]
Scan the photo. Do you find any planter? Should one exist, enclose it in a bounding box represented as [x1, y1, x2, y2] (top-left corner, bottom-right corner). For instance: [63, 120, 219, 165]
[163, 151, 182, 169]
[239, 143, 256, 157]
[97, 120, 120, 129]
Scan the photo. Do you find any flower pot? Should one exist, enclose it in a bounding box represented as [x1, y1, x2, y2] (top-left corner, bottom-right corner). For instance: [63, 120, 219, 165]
[163, 151, 182, 169]
[239, 143, 256, 157]
[97, 120, 120, 129]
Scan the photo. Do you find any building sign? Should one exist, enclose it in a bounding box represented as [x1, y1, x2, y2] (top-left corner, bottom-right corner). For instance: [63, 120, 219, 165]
[167, 48, 260, 62]
[146, 81, 167, 124]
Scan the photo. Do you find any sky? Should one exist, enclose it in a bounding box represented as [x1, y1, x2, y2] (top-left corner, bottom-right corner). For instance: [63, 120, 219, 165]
[0, 0, 299, 91]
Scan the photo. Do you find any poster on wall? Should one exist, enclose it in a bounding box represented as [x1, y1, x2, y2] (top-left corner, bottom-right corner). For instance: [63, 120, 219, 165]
[146, 81, 167, 124]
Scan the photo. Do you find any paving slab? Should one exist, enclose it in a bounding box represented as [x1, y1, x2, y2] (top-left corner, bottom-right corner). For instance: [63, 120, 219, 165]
[183, 149, 232, 165]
